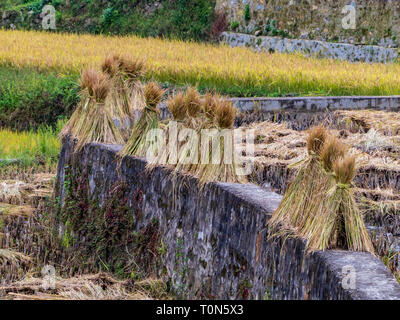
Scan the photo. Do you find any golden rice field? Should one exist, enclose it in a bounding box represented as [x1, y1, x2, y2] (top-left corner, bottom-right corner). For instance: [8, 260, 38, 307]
[2, 30, 400, 96]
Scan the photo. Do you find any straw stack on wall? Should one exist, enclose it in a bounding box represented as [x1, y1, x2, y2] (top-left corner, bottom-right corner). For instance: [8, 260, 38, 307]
[119, 82, 165, 158]
[151, 88, 246, 185]
[102, 55, 146, 140]
[268, 126, 374, 253]
[60, 68, 124, 150]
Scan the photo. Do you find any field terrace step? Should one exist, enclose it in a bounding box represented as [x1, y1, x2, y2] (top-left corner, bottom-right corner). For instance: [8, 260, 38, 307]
[53, 138, 400, 300]
[0, 176, 54, 207]
[0, 203, 34, 249]
[253, 161, 400, 196]
[0, 249, 32, 285]
[248, 119, 400, 194]
[0, 173, 55, 276]
[158, 96, 400, 131]
[220, 32, 399, 64]
[0, 203, 35, 218]
[0, 202, 34, 284]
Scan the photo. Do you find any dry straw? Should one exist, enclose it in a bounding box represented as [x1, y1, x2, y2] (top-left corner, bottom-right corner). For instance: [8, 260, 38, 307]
[155, 89, 246, 185]
[102, 54, 146, 140]
[172, 88, 204, 178]
[193, 95, 246, 185]
[60, 68, 124, 150]
[268, 126, 329, 235]
[59, 68, 96, 139]
[119, 82, 165, 158]
[269, 126, 374, 253]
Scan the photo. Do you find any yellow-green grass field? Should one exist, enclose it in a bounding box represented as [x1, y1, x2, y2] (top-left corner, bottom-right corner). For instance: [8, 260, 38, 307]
[0, 123, 62, 167]
[2, 30, 400, 97]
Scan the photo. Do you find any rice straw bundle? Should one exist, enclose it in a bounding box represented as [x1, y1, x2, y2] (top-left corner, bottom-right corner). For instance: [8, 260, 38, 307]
[59, 69, 97, 139]
[173, 91, 246, 185]
[102, 55, 146, 140]
[119, 82, 165, 158]
[60, 68, 124, 151]
[184, 87, 202, 118]
[268, 127, 374, 253]
[73, 70, 124, 150]
[145, 88, 201, 169]
[202, 93, 217, 121]
[167, 92, 187, 121]
[303, 154, 375, 252]
[145, 88, 247, 185]
[162, 88, 203, 175]
[195, 97, 247, 185]
[268, 126, 329, 235]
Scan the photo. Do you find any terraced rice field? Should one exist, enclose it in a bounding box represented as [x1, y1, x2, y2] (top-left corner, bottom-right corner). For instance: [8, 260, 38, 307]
[2, 30, 400, 97]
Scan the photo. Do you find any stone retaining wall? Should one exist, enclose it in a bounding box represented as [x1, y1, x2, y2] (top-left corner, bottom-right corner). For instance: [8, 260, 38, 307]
[159, 95, 400, 130]
[55, 139, 400, 300]
[216, 0, 400, 48]
[220, 32, 399, 63]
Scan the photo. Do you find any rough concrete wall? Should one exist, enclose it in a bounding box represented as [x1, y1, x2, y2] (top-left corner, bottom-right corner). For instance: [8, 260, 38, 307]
[55, 139, 400, 299]
[216, 0, 400, 47]
[220, 32, 399, 63]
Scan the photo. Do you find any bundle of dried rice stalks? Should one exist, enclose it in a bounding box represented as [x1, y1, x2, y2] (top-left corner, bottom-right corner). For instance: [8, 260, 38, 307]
[163, 90, 246, 184]
[78, 70, 124, 150]
[144, 87, 202, 170]
[146, 89, 247, 185]
[309, 154, 374, 252]
[192, 95, 247, 185]
[171, 88, 204, 176]
[268, 126, 329, 235]
[59, 68, 125, 150]
[268, 126, 374, 253]
[119, 82, 165, 158]
[102, 55, 146, 140]
[59, 68, 96, 139]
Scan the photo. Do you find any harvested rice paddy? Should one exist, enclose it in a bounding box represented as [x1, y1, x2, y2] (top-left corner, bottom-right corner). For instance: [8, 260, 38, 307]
[241, 110, 400, 277]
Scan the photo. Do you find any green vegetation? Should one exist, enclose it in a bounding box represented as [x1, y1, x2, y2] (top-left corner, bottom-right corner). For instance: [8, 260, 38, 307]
[244, 4, 251, 24]
[0, 65, 79, 130]
[230, 20, 239, 30]
[0, 119, 63, 168]
[0, 0, 219, 41]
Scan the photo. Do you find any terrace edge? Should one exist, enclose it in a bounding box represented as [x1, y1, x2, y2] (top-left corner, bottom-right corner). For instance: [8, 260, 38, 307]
[54, 139, 400, 300]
